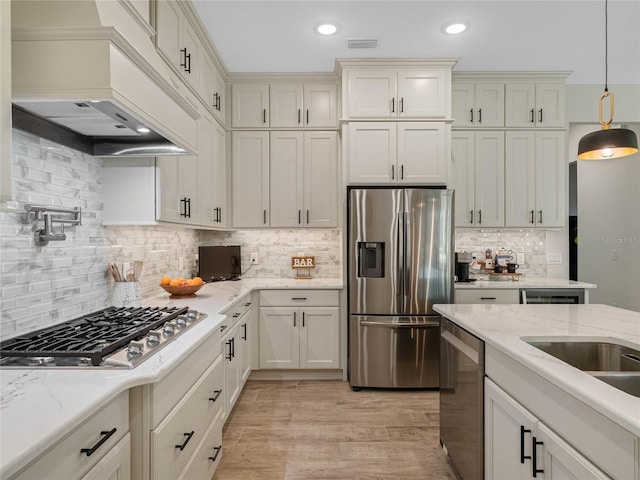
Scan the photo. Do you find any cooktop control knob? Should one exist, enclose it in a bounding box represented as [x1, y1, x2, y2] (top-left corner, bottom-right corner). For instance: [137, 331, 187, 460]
[176, 316, 188, 327]
[163, 321, 176, 336]
[187, 310, 198, 320]
[146, 329, 162, 344]
[127, 341, 144, 357]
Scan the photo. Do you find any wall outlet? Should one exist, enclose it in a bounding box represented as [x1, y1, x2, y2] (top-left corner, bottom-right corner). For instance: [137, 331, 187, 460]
[250, 252, 258, 265]
[546, 252, 563, 265]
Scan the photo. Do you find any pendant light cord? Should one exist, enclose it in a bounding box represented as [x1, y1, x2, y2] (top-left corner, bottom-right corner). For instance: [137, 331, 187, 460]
[604, 0, 608, 92]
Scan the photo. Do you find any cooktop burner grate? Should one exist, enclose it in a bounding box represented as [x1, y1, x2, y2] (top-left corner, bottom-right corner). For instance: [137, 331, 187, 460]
[0, 306, 188, 366]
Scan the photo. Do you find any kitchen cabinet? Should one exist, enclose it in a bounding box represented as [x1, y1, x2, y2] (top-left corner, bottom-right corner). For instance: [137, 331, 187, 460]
[485, 378, 609, 480]
[343, 67, 450, 118]
[231, 84, 270, 128]
[231, 131, 270, 227]
[11, 392, 130, 480]
[221, 322, 241, 419]
[259, 290, 340, 370]
[450, 131, 505, 227]
[455, 289, 519, 304]
[270, 131, 338, 227]
[505, 82, 565, 128]
[505, 131, 565, 228]
[348, 122, 447, 184]
[0, 0, 11, 202]
[452, 81, 505, 127]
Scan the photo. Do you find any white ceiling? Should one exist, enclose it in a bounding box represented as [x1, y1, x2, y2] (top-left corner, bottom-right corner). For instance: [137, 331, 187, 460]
[191, 0, 640, 85]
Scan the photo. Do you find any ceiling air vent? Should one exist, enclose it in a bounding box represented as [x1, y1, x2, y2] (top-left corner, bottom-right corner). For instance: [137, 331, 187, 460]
[347, 38, 379, 49]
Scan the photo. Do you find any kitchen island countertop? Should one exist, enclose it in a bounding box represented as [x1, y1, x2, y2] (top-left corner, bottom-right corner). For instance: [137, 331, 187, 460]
[0, 278, 342, 478]
[433, 303, 640, 437]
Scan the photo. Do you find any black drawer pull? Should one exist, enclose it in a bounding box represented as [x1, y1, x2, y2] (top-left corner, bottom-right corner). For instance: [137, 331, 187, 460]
[291, 297, 307, 301]
[480, 297, 497, 300]
[209, 389, 222, 402]
[209, 445, 222, 462]
[175, 431, 195, 451]
[80, 428, 117, 457]
[532, 436, 544, 477]
[244, 302, 252, 307]
[520, 426, 531, 463]
[242, 323, 247, 340]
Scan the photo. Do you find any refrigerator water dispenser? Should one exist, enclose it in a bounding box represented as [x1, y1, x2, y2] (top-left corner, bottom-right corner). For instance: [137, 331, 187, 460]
[357, 242, 384, 278]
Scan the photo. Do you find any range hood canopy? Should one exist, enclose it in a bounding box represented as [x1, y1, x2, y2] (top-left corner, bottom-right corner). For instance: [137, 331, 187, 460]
[11, 0, 200, 157]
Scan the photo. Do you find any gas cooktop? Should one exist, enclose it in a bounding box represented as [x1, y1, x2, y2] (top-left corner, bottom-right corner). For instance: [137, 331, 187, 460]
[0, 306, 207, 368]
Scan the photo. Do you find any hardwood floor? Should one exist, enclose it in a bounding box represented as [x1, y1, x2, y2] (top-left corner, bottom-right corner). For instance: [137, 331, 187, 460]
[213, 380, 456, 480]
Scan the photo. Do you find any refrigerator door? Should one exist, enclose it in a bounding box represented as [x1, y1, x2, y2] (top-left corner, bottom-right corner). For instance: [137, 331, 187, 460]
[403, 189, 454, 315]
[348, 188, 403, 315]
[349, 315, 440, 388]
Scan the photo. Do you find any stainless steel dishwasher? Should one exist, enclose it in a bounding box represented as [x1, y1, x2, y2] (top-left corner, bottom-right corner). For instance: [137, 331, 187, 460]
[440, 317, 485, 480]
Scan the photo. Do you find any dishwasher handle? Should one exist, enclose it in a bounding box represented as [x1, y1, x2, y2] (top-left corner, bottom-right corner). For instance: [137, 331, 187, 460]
[360, 319, 440, 328]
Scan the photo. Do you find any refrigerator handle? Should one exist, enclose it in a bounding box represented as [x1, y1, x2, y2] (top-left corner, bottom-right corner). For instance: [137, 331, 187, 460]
[396, 210, 403, 298]
[403, 211, 408, 298]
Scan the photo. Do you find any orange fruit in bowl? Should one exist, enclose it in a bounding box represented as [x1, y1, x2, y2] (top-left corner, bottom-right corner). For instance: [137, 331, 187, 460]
[193, 277, 204, 285]
[186, 279, 197, 286]
[169, 279, 181, 287]
[160, 276, 171, 285]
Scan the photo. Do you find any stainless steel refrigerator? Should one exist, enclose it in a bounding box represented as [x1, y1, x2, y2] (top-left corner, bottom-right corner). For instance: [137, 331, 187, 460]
[348, 187, 454, 389]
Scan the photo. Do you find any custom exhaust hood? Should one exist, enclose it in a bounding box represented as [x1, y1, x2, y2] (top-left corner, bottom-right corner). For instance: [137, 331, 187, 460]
[11, 0, 200, 157]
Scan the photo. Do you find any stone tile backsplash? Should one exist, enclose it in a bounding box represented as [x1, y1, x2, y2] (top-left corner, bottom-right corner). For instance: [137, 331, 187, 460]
[1, 130, 549, 338]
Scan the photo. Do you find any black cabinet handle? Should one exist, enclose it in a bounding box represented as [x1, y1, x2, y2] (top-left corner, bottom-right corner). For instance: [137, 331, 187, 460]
[175, 431, 195, 451]
[391, 164, 395, 180]
[530, 109, 535, 123]
[306, 109, 309, 124]
[520, 426, 532, 463]
[81, 428, 117, 457]
[530, 210, 535, 224]
[242, 323, 247, 340]
[470, 108, 473, 123]
[231, 337, 235, 358]
[298, 109, 301, 124]
[244, 302, 252, 307]
[400, 97, 404, 113]
[180, 197, 188, 218]
[401, 164, 404, 180]
[470, 210, 474, 224]
[306, 210, 309, 224]
[539, 108, 543, 123]
[302, 311, 305, 327]
[232, 312, 241, 318]
[263, 109, 266, 124]
[263, 209, 267, 225]
[538, 210, 543, 224]
[478, 210, 482, 224]
[226, 339, 233, 361]
[209, 389, 222, 402]
[180, 48, 188, 70]
[298, 210, 301, 224]
[186, 198, 191, 218]
[293, 311, 296, 327]
[532, 437, 544, 477]
[209, 445, 222, 462]
[478, 108, 482, 123]
[480, 297, 497, 300]
[291, 297, 308, 301]
[185, 53, 191, 73]
[391, 97, 395, 113]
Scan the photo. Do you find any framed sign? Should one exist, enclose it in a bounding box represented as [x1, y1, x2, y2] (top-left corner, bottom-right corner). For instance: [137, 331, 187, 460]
[291, 256, 315, 279]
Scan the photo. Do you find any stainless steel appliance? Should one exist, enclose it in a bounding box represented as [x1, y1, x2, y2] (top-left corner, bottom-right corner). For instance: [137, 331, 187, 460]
[348, 187, 454, 389]
[0, 306, 207, 368]
[440, 317, 485, 480]
[520, 288, 586, 304]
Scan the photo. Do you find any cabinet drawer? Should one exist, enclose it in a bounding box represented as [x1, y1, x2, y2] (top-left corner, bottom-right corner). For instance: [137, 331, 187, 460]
[152, 328, 221, 423]
[151, 354, 224, 479]
[455, 289, 519, 304]
[260, 289, 339, 307]
[222, 293, 254, 321]
[178, 410, 223, 480]
[14, 391, 129, 480]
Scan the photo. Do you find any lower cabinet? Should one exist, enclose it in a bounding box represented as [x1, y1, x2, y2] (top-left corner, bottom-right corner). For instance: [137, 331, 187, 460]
[485, 378, 609, 480]
[455, 289, 519, 304]
[259, 290, 340, 369]
[11, 391, 130, 480]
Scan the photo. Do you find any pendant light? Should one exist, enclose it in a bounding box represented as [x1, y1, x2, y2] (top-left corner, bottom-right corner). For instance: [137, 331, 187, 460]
[577, 0, 638, 160]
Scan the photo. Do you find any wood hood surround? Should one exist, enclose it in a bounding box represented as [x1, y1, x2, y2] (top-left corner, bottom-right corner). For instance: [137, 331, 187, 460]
[10, 0, 199, 155]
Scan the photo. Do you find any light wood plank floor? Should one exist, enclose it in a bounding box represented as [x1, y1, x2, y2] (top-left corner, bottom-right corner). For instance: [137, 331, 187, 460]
[213, 380, 456, 480]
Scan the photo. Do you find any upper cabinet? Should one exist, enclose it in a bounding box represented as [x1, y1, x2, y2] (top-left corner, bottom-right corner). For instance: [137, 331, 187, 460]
[231, 82, 338, 128]
[505, 82, 565, 128]
[343, 67, 451, 119]
[156, 0, 226, 121]
[452, 81, 505, 127]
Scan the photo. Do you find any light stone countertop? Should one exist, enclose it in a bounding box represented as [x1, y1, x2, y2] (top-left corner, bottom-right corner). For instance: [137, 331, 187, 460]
[433, 303, 640, 436]
[0, 278, 343, 479]
[454, 277, 597, 289]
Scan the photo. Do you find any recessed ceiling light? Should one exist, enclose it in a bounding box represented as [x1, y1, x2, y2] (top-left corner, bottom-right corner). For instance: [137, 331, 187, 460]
[317, 24, 337, 35]
[445, 23, 467, 35]
[136, 127, 151, 133]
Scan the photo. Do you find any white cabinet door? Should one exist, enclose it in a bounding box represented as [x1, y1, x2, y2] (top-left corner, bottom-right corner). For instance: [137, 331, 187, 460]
[211, 120, 227, 227]
[198, 50, 215, 111]
[304, 84, 338, 127]
[211, 68, 225, 125]
[348, 122, 397, 183]
[155, 0, 182, 71]
[451, 131, 475, 227]
[397, 122, 447, 184]
[536, 423, 610, 480]
[397, 68, 447, 118]
[534, 131, 565, 227]
[232, 131, 270, 227]
[485, 378, 537, 480]
[474, 83, 505, 127]
[304, 131, 338, 227]
[535, 83, 565, 128]
[474, 131, 505, 227]
[157, 156, 182, 223]
[239, 306, 256, 384]
[80, 434, 131, 480]
[270, 84, 304, 127]
[195, 111, 214, 226]
[259, 307, 299, 369]
[223, 323, 241, 417]
[346, 69, 397, 117]
[232, 84, 269, 127]
[299, 307, 340, 369]
[505, 83, 536, 127]
[505, 131, 565, 228]
[181, 20, 200, 87]
[269, 131, 304, 227]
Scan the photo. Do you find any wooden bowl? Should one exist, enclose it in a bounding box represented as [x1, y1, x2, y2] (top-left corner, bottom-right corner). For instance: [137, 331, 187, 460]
[159, 283, 204, 297]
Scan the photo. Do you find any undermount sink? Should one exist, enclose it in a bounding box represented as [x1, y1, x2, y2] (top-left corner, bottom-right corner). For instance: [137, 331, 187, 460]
[524, 338, 640, 397]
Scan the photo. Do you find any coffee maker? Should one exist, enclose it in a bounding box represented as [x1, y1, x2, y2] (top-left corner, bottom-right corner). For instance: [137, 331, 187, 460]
[455, 252, 473, 282]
